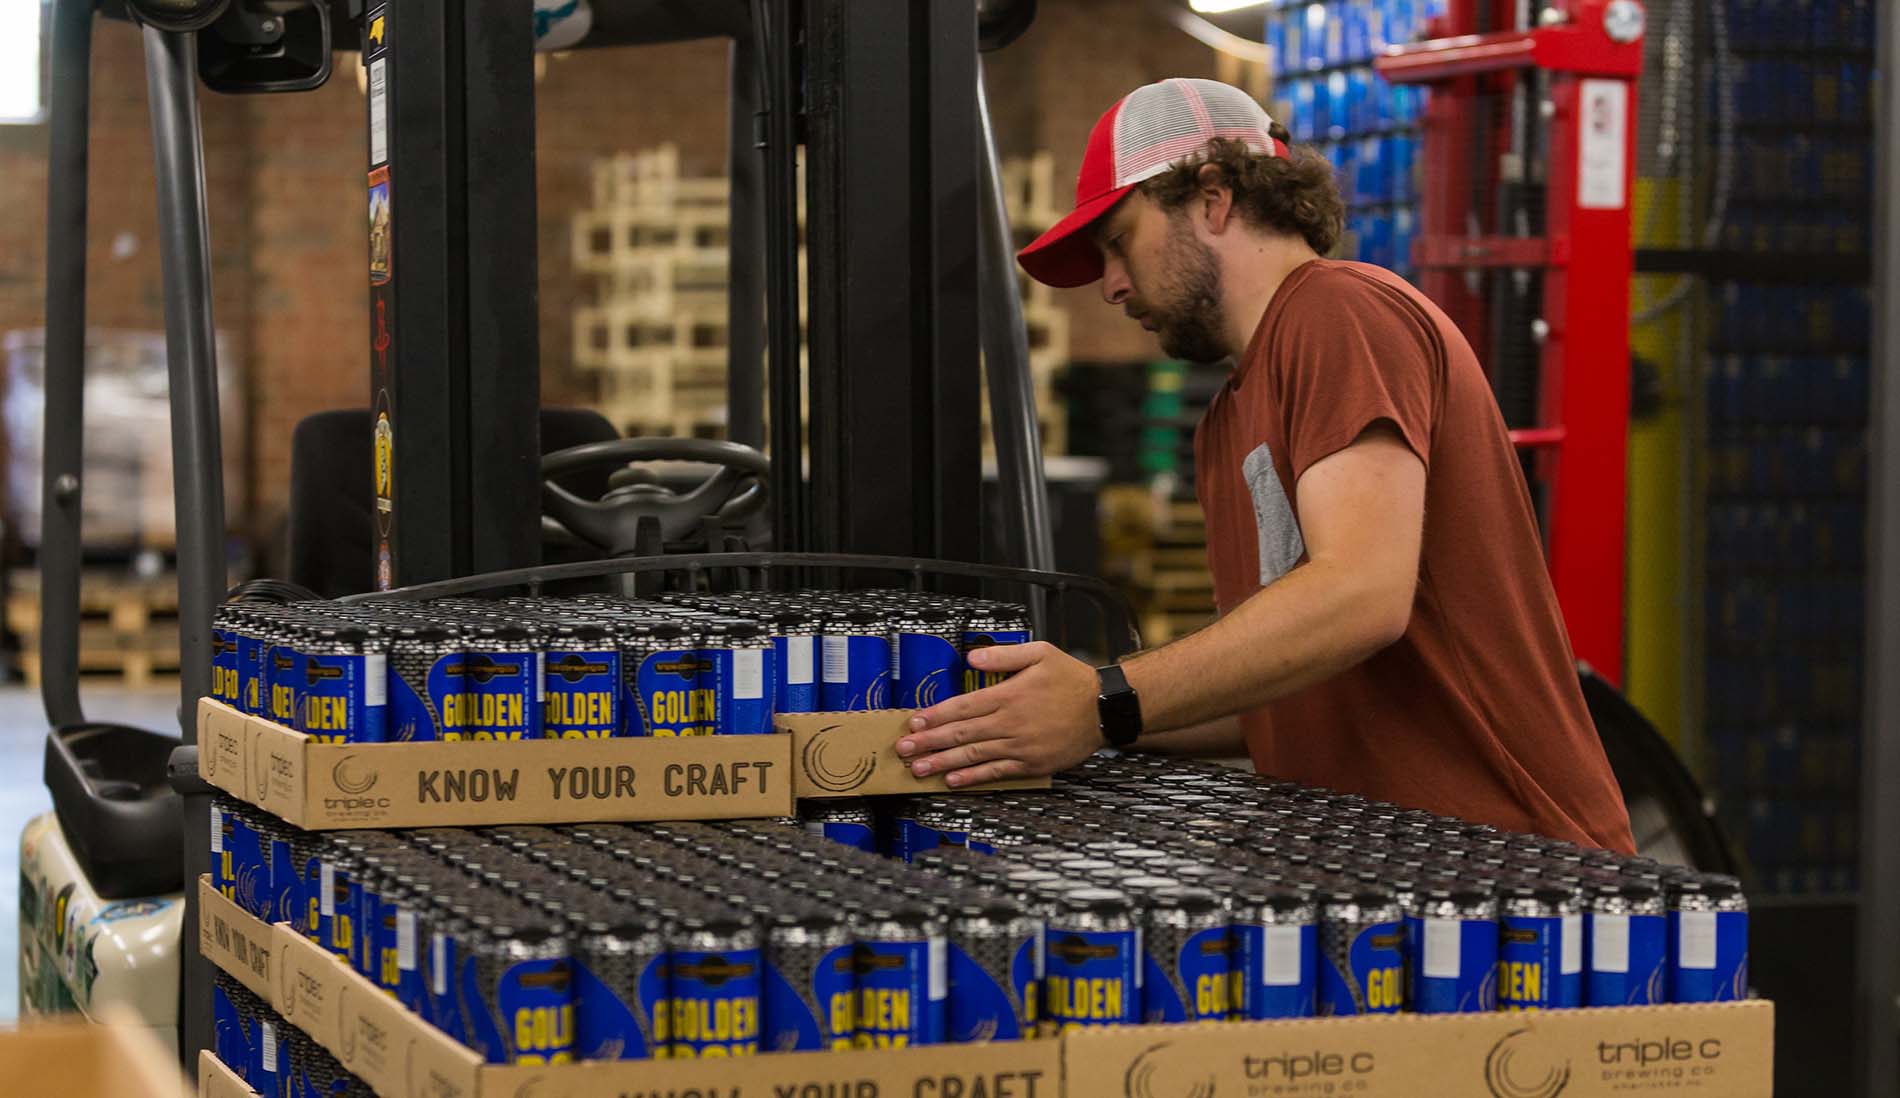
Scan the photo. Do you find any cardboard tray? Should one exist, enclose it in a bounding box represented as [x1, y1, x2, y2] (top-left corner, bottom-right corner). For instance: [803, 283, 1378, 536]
[199, 698, 793, 828]
[199, 877, 1774, 1098]
[198, 699, 1046, 830]
[200, 1049, 262, 1098]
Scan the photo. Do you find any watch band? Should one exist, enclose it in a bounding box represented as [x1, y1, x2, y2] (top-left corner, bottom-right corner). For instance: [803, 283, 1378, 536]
[1095, 662, 1143, 748]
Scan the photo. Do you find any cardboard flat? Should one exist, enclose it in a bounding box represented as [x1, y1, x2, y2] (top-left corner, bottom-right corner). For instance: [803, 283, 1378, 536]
[199, 881, 1773, 1098]
[778, 709, 1052, 798]
[199, 877, 277, 1002]
[199, 698, 795, 829]
[1063, 1000, 1775, 1098]
[481, 1038, 1063, 1098]
[201, 1049, 261, 1098]
[0, 1011, 192, 1098]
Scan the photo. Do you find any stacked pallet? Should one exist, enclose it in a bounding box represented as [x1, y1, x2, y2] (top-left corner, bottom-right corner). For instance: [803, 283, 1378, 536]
[996, 151, 1072, 454]
[571, 145, 741, 439]
[569, 145, 1073, 453]
[8, 572, 181, 687]
[1100, 487, 1217, 645]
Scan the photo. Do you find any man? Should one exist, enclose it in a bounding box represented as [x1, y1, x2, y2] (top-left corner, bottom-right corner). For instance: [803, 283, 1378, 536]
[895, 78, 1634, 852]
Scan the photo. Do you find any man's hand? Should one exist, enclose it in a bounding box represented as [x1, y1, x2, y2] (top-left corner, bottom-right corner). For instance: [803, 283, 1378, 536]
[893, 641, 1102, 787]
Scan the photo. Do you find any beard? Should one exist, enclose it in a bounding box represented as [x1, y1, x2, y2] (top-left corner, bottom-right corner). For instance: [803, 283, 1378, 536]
[1145, 224, 1229, 364]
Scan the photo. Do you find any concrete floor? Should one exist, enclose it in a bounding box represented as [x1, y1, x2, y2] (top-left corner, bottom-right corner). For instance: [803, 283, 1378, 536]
[0, 684, 181, 1022]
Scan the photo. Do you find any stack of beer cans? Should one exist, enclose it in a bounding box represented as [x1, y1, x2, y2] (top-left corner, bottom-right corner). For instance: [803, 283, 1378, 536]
[214, 970, 369, 1096]
[209, 754, 1747, 1066]
[209, 590, 1031, 743]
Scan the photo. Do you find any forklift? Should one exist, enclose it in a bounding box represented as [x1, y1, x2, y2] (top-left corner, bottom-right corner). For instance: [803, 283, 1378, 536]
[21, 0, 1107, 1071]
[20, 0, 1737, 1080]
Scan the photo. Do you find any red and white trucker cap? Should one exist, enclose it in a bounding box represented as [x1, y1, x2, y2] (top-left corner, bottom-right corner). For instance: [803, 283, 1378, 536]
[1018, 78, 1288, 289]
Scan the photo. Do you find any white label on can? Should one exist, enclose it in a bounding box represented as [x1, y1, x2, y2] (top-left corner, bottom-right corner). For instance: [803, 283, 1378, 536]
[1034, 926, 1046, 979]
[1562, 913, 1584, 975]
[398, 911, 417, 971]
[822, 636, 850, 683]
[928, 936, 948, 1001]
[734, 648, 765, 700]
[804, 820, 826, 836]
[1263, 925, 1304, 985]
[536, 653, 547, 701]
[365, 653, 387, 706]
[368, 58, 389, 167]
[210, 805, 224, 853]
[1423, 918, 1463, 980]
[261, 1022, 278, 1072]
[1578, 78, 1628, 209]
[1679, 911, 1717, 969]
[1593, 914, 1630, 973]
[432, 933, 448, 996]
[320, 863, 335, 917]
[1134, 928, 1145, 988]
[787, 636, 814, 685]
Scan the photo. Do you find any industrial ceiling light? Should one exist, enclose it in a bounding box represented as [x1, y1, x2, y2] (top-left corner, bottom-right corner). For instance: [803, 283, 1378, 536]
[1188, 0, 1270, 13]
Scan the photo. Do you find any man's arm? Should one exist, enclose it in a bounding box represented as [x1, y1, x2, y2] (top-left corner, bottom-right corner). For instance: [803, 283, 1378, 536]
[1129, 714, 1247, 757]
[892, 425, 1425, 786]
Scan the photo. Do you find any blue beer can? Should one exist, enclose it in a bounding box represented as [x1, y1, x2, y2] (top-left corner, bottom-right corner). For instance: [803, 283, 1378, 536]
[386, 623, 459, 742]
[1406, 885, 1499, 1013]
[705, 618, 776, 735]
[298, 625, 385, 743]
[1230, 885, 1316, 1019]
[853, 905, 947, 1048]
[896, 607, 963, 709]
[821, 610, 892, 711]
[1141, 887, 1232, 1022]
[1318, 889, 1405, 1015]
[769, 609, 820, 714]
[572, 912, 668, 1060]
[1669, 877, 1749, 1003]
[946, 899, 1040, 1043]
[959, 607, 1031, 694]
[1500, 884, 1582, 1009]
[668, 913, 763, 1057]
[1588, 881, 1669, 1006]
[625, 622, 712, 737]
[1043, 889, 1140, 1033]
[447, 623, 541, 741]
[761, 908, 856, 1052]
[541, 621, 621, 738]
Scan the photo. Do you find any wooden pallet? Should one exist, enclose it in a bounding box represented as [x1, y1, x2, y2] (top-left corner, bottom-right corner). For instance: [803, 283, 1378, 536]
[19, 646, 181, 688]
[1142, 608, 1216, 646]
[9, 573, 183, 686]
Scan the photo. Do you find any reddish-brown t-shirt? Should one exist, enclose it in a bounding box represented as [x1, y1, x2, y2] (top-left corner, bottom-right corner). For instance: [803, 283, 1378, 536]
[1194, 259, 1634, 852]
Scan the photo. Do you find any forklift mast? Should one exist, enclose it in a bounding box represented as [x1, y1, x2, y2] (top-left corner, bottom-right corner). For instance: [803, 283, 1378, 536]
[40, 0, 1056, 1074]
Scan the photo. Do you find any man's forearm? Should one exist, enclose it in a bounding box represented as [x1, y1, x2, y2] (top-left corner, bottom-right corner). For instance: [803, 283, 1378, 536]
[1122, 556, 1408, 732]
[1132, 714, 1246, 757]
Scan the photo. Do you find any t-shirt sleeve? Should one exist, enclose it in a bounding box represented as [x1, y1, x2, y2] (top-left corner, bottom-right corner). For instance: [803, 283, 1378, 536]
[1267, 271, 1439, 482]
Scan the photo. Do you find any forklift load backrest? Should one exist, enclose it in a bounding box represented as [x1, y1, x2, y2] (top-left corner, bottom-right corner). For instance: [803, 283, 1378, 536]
[287, 407, 619, 599]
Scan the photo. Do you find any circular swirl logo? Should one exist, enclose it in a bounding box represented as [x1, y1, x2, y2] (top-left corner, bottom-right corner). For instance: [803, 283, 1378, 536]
[800, 724, 878, 793]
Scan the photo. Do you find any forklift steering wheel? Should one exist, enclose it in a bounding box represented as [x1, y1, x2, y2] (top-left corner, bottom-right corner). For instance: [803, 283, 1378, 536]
[541, 438, 770, 557]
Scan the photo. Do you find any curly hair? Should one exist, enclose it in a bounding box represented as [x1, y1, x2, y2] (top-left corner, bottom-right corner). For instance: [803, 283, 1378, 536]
[1135, 130, 1345, 255]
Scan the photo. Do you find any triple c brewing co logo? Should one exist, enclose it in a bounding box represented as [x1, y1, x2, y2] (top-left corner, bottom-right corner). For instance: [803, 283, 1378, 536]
[800, 723, 879, 794]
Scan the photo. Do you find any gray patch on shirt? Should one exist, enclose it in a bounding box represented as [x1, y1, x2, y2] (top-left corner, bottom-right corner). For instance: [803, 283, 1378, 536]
[1244, 442, 1305, 586]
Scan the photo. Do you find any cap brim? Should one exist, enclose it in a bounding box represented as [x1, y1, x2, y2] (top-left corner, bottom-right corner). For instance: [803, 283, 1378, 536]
[1016, 185, 1136, 289]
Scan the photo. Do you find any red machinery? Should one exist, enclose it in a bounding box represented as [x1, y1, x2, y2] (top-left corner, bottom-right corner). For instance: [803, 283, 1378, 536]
[1377, 0, 1645, 683]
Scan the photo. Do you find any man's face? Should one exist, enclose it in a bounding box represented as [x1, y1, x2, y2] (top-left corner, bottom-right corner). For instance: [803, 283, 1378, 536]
[1095, 193, 1228, 364]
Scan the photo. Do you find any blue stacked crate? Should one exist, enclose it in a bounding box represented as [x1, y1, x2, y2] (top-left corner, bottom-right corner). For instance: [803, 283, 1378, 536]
[1265, 0, 1443, 280]
[1701, 0, 1874, 898]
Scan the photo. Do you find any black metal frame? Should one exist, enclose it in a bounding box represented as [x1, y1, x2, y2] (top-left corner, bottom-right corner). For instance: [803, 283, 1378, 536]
[340, 551, 1142, 659]
[369, 0, 542, 586]
[801, 0, 984, 564]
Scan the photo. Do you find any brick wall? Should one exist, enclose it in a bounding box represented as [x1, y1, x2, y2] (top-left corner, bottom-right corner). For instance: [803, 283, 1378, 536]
[3, 2, 1222, 539]
[986, 0, 1223, 363]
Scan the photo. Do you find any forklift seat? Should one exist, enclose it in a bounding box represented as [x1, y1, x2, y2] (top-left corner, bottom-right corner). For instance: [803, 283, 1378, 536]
[286, 408, 619, 598]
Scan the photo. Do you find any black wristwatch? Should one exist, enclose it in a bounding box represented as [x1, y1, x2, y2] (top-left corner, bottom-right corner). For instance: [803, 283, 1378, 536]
[1095, 663, 1144, 748]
